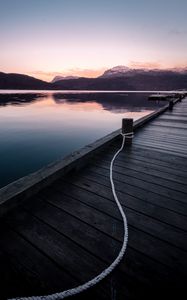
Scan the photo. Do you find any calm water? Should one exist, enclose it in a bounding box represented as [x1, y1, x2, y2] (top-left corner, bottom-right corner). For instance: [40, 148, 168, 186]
[0, 91, 165, 188]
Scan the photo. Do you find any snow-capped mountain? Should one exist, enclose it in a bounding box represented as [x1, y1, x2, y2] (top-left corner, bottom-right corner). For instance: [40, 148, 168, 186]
[100, 66, 131, 78]
[51, 75, 79, 83]
[51, 66, 187, 83]
[99, 65, 151, 78]
[100, 65, 187, 78]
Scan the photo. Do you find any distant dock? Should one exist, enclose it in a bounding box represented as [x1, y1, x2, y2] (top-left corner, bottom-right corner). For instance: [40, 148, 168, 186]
[148, 92, 186, 101]
[0, 93, 187, 300]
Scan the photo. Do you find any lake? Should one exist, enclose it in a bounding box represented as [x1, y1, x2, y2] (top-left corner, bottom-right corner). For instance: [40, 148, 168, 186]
[0, 91, 165, 188]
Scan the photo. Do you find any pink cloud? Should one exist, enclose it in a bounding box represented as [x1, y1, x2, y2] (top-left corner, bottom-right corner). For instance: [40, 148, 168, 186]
[129, 61, 162, 69]
[29, 68, 106, 81]
[64, 68, 106, 78]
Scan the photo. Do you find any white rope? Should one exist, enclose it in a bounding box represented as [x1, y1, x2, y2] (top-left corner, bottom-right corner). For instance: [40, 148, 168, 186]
[9, 132, 133, 300]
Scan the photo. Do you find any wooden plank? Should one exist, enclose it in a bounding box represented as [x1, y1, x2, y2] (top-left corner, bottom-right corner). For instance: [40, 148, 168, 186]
[80, 167, 187, 204]
[163, 113, 187, 117]
[24, 197, 121, 263]
[105, 141, 187, 167]
[0, 248, 35, 300]
[138, 125, 187, 135]
[134, 131, 187, 145]
[139, 119, 187, 129]
[2, 213, 114, 300]
[61, 172, 187, 216]
[107, 143, 187, 169]
[104, 152, 187, 183]
[108, 147, 187, 175]
[69, 168, 187, 234]
[158, 116, 187, 122]
[52, 179, 187, 230]
[3, 209, 110, 285]
[150, 122, 187, 130]
[138, 126, 187, 138]
[42, 181, 187, 248]
[132, 143, 187, 158]
[20, 201, 139, 299]
[92, 158, 187, 194]
[0, 225, 78, 299]
[3, 196, 178, 299]
[135, 128, 187, 139]
[151, 117, 187, 124]
[94, 152, 187, 187]
[133, 140, 187, 156]
[134, 128, 187, 154]
[38, 184, 187, 274]
[132, 143, 187, 155]
[22, 196, 165, 293]
[139, 123, 187, 133]
[134, 136, 187, 148]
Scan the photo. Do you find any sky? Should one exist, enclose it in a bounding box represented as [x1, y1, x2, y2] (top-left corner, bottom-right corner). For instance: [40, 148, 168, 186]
[0, 0, 187, 81]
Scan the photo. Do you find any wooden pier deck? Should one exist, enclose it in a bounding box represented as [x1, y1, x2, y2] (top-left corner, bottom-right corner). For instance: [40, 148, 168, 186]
[0, 96, 187, 300]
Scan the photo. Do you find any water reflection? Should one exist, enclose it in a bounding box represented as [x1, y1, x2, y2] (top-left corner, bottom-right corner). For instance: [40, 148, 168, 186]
[0, 91, 165, 189]
[0, 92, 164, 112]
[53, 92, 164, 112]
[0, 93, 45, 107]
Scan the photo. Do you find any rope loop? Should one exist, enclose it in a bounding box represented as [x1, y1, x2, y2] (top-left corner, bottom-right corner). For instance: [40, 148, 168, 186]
[121, 131, 134, 139]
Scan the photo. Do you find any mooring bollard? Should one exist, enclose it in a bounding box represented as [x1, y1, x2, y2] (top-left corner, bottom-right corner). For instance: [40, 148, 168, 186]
[169, 100, 174, 110]
[122, 118, 133, 145]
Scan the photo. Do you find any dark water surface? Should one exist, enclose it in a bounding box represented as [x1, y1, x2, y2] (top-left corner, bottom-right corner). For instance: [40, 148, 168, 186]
[0, 91, 165, 188]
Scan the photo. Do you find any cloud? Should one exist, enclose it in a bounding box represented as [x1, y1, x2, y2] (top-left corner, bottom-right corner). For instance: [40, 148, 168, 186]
[129, 61, 162, 69]
[31, 71, 63, 76]
[29, 68, 106, 81]
[60, 68, 106, 78]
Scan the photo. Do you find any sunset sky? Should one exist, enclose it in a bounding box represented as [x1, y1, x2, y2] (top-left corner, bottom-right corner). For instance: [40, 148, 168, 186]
[1, 0, 187, 81]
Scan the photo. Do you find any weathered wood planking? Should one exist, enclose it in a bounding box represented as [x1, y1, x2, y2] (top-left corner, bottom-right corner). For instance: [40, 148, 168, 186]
[0, 95, 187, 300]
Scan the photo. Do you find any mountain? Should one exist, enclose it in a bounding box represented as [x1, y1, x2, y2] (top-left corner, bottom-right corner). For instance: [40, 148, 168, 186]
[52, 73, 187, 91]
[100, 65, 132, 78]
[99, 65, 187, 78]
[171, 68, 187, 74]
[51, 75, 80, 83]
[0, 67, 187, 90]
[0, 72, 51, 89]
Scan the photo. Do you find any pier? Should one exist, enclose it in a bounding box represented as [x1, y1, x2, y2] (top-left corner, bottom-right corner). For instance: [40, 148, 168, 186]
[0, 94, 187, 300]
[148, 92, 186, 101]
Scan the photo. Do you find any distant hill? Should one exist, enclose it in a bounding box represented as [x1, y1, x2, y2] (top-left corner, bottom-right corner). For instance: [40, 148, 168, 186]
[51, 75, 80, 83]
[0, 66, 187, 90]
[0, 72, 51, 89]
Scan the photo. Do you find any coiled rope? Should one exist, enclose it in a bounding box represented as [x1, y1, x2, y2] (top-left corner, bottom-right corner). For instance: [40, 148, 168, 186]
[9, 132, 133, 300]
